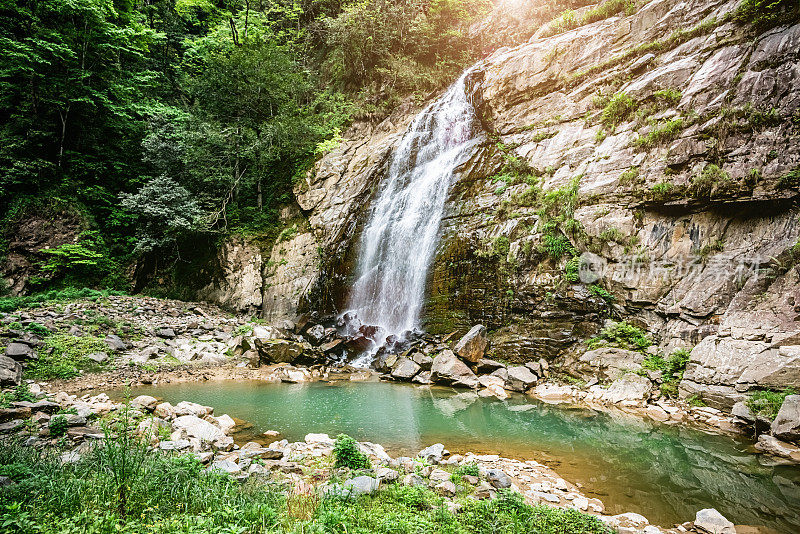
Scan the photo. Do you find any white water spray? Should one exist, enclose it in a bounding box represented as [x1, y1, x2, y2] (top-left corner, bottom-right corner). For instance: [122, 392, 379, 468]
[345, 71, 481, 363]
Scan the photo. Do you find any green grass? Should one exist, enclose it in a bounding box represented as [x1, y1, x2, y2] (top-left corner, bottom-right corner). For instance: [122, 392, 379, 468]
[633, 118, 684, 150]
[746, 388, 797, 420]
[547, 0, 637, 36]
[587, 321, 650, 351]
[600, 92, 637, 128]
[0, 288, 126, 313]
[0, 436, 612, 534]
[25, 333, 112, 380]
[641, 349, 691, 398]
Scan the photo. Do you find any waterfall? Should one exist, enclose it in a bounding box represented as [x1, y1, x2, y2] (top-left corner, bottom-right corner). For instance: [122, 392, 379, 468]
[344, 71, 482, 363]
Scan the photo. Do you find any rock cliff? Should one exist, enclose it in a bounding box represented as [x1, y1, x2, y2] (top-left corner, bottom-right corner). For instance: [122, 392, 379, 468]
[270, 0, 800, 409]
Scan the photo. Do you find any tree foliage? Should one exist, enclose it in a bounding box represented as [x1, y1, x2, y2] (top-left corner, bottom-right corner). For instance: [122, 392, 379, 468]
[0, 0, 496, 291]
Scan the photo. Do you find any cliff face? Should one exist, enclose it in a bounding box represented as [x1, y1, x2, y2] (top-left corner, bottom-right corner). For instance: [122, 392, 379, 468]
[247, 0, 800, 408]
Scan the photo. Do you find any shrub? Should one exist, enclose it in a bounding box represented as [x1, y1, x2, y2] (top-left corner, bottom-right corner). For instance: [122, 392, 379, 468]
[746, 388, 797, 420]
[689, 164, 732, 198]
[49, 415, 69, 437]
[26, 334, 110, 380]
[589, 284, 616, 304]
[333, 434, 371, 470]
[634, 118, 684, 150]
[734, 0, 798, 29]
[542, 233, 574, 260]
[641, 348, 691, 397]
[601, 92, 637, 128]
[588, 321, 650, 350]
[454, 463, 480, 477]
[564, 256, 581, 282]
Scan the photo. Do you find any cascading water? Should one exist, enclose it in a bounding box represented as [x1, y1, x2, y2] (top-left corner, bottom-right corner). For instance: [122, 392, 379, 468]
[344, 71, 482, 365]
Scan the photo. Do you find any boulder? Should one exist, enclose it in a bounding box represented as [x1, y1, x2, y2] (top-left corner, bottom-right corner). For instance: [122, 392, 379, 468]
[156, 328, 176, 339]
[0, 355, 22, 386]
[375, 467, 399, 483]
[771, 395, 800, 442]
[694, 508, 735, 534]
[87, 351, 109, 364]
[418, 443, 447, 463]
[391, 357, 421, 380]
[256, 339, 305, 364]
[305, 324, 326, 345]
[578, 348, 645, 380]
[343, 476, 379, 496]
[436, 480, 457, 496]
[475, 358, 505, 374]
[174, 401, 213, 417]
[5, 343, 36, 361]
[755, 434, 800, 461]
[453, 325, 488, 363]
[410, 352, 433, 370]
[130, 395, 159, 412]
[430, 350, 479, 388]
[412, 371, 432, 385]
[486, 469, 512, 489]
[506, 366, 538, 392]
[105, 335, 128, 351]
[731, 401, 755, 424]
[600, 374, 652, 404]
[478, 375, 505, 389]
[172, 415, 226, 443]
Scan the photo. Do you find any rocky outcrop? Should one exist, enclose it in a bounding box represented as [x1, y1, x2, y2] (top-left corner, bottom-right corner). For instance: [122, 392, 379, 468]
[285, 0, 800, 410]
[196, 236, 263, 314]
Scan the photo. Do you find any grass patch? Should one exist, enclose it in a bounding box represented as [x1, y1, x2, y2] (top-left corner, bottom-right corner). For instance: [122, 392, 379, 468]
[547, 0, 637, 36]
[0, 288, 126, 313]
[0, 436, 612, 534]
[599, 92, 637, 128]
[587, 321, 651, 351]
[25, 334, 112, 380]
[633, 118, 684, 150]
[641, 349, 691, 398]
[746, 388, 797, 421]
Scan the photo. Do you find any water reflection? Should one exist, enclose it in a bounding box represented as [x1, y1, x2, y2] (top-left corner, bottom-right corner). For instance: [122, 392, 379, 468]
[112, 380, 800, 532]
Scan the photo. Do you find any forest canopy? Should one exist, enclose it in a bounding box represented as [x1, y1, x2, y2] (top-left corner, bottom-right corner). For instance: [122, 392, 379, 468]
[0, 0, 491, 290]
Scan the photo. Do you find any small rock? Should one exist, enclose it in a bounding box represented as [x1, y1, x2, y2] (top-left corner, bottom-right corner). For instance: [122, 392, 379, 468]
[436, 480, 457, 496]
[375, 467, 399, 483]
[418, 443, 447, 463]
[87, 352, 109, 364]
[343, 476, 379, 496]
[156, 328, 176, 339]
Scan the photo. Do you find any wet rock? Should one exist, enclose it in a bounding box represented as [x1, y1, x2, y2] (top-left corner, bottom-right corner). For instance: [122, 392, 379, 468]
[391, 357, 421, 380]
[5, 342, 36, 361]
[506, 366, 537, 392]
[305, 324, 326, 345]
[430, 350, 478, 388]
[771, 395, 800, 442]
[0, 355, 22, 386]
[694, 508, 735, 534]
[453, 325, 488, 363]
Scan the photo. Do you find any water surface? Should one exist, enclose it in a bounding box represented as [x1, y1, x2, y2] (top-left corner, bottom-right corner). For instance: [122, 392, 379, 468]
[113, 380, 800, 532]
